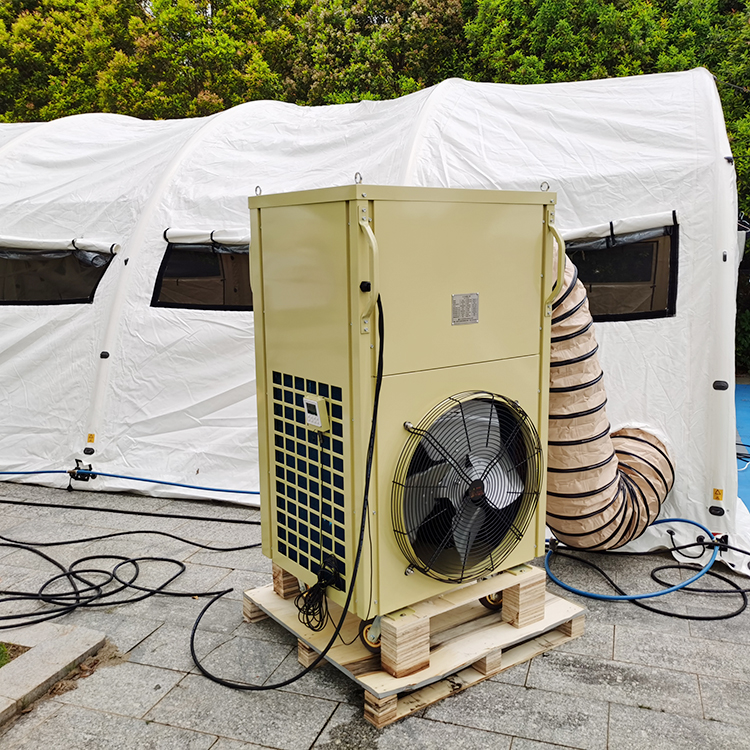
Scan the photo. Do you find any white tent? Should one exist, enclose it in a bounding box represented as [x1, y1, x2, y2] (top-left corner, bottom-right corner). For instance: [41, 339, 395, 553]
[1, 67, 748, 568]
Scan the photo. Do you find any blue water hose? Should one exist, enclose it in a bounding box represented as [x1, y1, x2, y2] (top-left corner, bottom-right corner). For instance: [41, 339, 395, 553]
[73, 469, 259, 495]
[0, 468, 259, 496]
[545, 517, 719, 601]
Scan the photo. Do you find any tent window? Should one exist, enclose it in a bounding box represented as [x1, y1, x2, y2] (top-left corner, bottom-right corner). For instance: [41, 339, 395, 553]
[0, 251, 112, 305]
[566, 225, 678, 322]
[151, 242, 253, 311]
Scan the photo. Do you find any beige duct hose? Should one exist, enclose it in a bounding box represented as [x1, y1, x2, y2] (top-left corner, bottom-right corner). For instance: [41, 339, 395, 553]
[546, 254, 675, 550]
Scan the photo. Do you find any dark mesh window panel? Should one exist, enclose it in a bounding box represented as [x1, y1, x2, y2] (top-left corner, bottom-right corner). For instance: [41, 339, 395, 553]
[566, 225, 678, 322]
[152, 243, 253, 310]
[574, 242, 654, 284]
[0, 252, 112, 305]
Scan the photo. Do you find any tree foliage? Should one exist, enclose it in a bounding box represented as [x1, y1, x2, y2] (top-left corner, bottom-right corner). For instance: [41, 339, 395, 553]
[0, 0, 748, 209]
[281, 0, 466, 104]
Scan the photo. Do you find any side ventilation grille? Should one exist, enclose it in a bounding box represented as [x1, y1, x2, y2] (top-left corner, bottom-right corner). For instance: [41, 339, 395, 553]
[271, 371, 347, 588]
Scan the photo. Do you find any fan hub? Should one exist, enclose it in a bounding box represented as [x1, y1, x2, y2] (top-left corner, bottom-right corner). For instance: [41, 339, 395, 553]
[466, 479, 486, 503]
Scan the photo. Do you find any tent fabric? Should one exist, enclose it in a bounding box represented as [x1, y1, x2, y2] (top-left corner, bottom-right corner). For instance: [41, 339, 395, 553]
[0, 67, 747, 570]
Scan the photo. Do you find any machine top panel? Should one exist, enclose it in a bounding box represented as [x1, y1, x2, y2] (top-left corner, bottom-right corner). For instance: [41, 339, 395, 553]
[249, 184, 556, 210]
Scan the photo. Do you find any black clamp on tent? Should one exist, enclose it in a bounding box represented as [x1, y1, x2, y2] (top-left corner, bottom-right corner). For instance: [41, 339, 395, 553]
[67, 459, 97, 489]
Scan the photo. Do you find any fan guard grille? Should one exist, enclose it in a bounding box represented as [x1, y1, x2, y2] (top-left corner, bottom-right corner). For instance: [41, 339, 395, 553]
[392, 391, 542, 584]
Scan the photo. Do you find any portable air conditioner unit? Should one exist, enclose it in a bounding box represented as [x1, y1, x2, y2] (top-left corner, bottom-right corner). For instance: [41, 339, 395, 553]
[249, 185, 559, 622]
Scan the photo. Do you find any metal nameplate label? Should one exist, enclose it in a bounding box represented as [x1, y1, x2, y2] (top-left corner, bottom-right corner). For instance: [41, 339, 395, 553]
[452, 293, 479, 325]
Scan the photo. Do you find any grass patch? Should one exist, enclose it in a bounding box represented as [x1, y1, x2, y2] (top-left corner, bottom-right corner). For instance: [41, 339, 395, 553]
[0, 642, 29, 668]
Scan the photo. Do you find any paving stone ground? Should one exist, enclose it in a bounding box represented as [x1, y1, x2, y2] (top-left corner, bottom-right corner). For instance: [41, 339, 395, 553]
[0, 481, 749, 750]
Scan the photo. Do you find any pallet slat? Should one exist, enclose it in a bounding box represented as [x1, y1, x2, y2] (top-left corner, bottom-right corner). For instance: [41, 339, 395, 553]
[297, 639, 322, 668]
[558, 614, 585, 638]
[472, 647, 503, 676]
[242, 598, 268, 624]
[502, 571, 546, 628]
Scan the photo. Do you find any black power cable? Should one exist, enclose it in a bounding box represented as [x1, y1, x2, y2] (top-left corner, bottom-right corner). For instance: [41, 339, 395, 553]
[0, 528, 258, 552]
[294, 556, 341, 632]
[189, 295, 386, 690]
[0, 496, 260, 525]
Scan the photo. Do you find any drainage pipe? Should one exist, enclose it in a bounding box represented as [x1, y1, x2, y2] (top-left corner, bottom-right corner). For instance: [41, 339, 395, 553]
[546, 254, 675, 549]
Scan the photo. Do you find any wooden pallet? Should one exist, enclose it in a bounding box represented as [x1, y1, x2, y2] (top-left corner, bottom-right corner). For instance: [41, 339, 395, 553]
[243, 564, 585, 728]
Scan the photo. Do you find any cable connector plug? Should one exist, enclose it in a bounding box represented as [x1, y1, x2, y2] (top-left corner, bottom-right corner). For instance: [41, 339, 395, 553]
[715, 534, 729, 553]
[68, 459, 97, 482]
[316, 555, 343, 590]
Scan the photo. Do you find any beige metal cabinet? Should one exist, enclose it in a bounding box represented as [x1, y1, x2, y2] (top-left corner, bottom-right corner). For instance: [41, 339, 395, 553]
[249, 185, 558, 619]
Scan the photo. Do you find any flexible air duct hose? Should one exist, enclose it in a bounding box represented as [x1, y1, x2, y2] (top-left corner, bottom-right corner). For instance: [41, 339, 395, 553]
[546, 255, 675, 550]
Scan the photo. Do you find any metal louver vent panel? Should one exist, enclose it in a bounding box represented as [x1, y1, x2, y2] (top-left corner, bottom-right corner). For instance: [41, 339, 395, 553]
[271, 371, 347, 589]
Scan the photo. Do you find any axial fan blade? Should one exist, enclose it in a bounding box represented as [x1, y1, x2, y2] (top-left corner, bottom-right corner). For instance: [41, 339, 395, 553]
[451, 496, 487, 567]
[480, 454, 524, 510]
[421, 402, 500, 461]
[421, 410, 469, 461]
[403, 462, 452, 542]
[479, 415, 525, 483]
[462, 399, 503, 451]
[411, 428, 473, 484]
[415, 496, 456, 553]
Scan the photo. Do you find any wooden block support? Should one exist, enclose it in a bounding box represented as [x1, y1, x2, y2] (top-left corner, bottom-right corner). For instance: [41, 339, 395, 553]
[558, 614, 585, 638]
[472, 647, 503, 676]
[364, 691, 398, 729]
[380, 610, 430, 678]
[242, 595, 269, 623]
[502, 573, 546, 628]
[273, 563, 301, 600]
[297, 639, 322, 668]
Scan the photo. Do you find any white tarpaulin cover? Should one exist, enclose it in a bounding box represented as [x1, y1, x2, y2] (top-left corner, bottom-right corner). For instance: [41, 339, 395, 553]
[0, 67, 747, 569]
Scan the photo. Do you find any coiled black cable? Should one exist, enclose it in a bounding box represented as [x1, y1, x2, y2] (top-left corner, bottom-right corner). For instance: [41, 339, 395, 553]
[0, 528, 259, 631]
[293, 557, 342, 632]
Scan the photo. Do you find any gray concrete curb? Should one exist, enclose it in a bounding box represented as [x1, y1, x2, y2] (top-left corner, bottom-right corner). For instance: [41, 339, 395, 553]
[0, 622, 105, 726]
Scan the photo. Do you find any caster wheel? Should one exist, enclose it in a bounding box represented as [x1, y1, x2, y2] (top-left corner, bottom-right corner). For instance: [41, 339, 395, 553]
[479, 591, 503, 611]
[359, 619, 381, 652]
